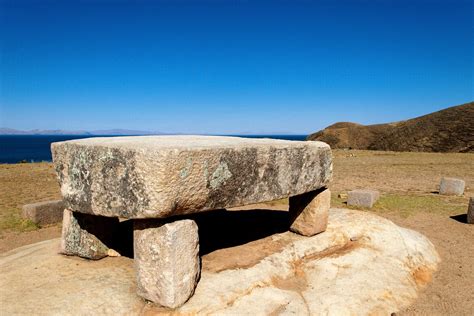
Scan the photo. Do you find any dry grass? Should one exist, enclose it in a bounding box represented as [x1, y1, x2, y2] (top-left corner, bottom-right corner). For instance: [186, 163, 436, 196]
[329, 149, 473, 218]
[0, 162, 61, 233]
[331, 150, 474, 194]
[331, 192, 467, 218]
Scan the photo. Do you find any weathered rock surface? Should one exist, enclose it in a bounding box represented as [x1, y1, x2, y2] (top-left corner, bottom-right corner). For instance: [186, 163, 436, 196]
[61, 209, 119, 259]
[134, 219, 200, 308]
[347, 189, 380, 208]
[1, 209, 439, 315]
[22, 199, 65, 226]
[468, 197, 474, 224]
[439, 177, 465, 196]
[289, 188, 330, 236]
[51, 136, 332, 218]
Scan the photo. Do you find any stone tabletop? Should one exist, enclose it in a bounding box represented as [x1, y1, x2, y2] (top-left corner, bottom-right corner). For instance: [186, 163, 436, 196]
[52, 136, 332, 218]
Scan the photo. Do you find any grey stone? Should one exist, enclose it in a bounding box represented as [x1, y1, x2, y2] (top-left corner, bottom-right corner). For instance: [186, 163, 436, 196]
[134, 219, 200, 308]
[439, 177, 465, 196]
[468, 198, 474, 224]
[347, 189, 380, 208]
[60, 209, 119, 260]
[22, 199, 65, 226]
[51, 136, 332, 219]
[289, 188, 330, 236]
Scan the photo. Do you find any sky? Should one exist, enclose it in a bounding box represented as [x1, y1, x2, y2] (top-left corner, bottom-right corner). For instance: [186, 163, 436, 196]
[0, 0, 472, 134]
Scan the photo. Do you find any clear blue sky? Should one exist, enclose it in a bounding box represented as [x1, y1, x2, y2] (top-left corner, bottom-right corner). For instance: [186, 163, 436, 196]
[0, 0, 472, 134]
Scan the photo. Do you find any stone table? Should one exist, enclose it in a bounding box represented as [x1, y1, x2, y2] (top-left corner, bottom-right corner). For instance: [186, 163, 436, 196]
[52, 135, 333, 308]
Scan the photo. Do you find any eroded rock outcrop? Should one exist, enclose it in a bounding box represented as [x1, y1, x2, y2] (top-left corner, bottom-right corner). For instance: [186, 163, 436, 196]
[0, 209, 439, 315]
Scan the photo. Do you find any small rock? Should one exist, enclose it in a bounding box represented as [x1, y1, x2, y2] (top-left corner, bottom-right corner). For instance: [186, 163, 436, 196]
[107, 249, 121, 257]
[289, 188, 330, 236]
[467, 197, 474, 224]
[22, 200, 65, 226]
[347, 189, 380, 208]
[134, 219, 200, 308]
[338, 193, 348, 199]
[439, 177, 465, 196]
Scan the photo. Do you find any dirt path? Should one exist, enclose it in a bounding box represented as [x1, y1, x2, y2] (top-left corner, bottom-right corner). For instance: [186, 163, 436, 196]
[0, 225, 61, 253]
[386, 212, 474, 315]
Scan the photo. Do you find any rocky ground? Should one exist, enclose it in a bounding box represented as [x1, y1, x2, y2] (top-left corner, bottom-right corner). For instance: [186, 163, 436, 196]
[1, 208, 440, 315]
[0, 149, 473, 315]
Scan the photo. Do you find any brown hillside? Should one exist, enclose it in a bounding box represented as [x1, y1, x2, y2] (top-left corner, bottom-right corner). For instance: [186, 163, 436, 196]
[307, 102, 474, 152]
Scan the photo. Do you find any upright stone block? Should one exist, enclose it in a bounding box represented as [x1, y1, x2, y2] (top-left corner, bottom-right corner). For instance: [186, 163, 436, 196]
[347, 189, 380, 208]
[439, 177, 465, 196]
[60, 209, 119, 260]
[22, 199, 65, 226]
[289, 188, 330, 236]
[468, 197, 474, 224]
[134, 219, 200, 308]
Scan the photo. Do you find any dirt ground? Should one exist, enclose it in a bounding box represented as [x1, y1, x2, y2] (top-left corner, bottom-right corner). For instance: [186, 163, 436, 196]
[1, 150, 473, 315]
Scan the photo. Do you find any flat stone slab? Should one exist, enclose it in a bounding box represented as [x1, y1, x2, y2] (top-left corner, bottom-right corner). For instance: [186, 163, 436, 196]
[0, 209, 439, 315]
[22, 200, 65, 226]
[347, 189, 380, 208]
[52, 136, 332, 218]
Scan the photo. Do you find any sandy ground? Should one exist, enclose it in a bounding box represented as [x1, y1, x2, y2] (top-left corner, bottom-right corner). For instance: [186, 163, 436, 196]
[386, 212, 474, 315]
[0, 225, 62, 253]
[0, 150, 473, 315]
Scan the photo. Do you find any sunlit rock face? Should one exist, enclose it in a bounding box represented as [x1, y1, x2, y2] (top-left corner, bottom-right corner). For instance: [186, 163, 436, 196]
[1, 208, 439, 315]
[51, 135, 332, 218]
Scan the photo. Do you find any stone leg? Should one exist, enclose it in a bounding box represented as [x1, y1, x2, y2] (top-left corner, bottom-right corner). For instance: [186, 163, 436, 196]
[468, 197, 474, 224]
[289, 188, 330, 236]
[134, 219, 200, 308]
[60, 209, 119, 260]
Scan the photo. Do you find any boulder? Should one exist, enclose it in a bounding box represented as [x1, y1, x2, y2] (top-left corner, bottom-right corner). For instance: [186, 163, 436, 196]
[51, 136, 332, 218]
[347, 189, 380, 208]
[1, 209, 439, 315]
[22, 199, 64, 226]
[439, 177, 465, 196]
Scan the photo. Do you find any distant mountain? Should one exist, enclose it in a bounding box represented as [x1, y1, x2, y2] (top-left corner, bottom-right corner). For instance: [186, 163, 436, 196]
[0, 128, 162, 136]
[307, 101, 474, 153]
[89, 129, 158, 135]
[0, 128, 88, 135]
[0, 128, 29, 135]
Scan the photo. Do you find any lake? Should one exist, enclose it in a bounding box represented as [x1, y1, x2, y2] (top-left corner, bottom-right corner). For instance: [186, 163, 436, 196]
[0, 135, 307, 164]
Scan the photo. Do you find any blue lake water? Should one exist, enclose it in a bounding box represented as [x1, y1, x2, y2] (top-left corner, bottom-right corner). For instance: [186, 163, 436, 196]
[0, 135, 307, 164]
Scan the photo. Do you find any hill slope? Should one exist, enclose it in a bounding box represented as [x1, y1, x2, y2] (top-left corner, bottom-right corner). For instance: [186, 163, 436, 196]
[307, 102, 474, 152]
